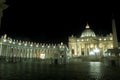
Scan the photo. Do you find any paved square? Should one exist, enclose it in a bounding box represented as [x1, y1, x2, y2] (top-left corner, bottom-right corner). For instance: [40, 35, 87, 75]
[0, 61, 120, 80]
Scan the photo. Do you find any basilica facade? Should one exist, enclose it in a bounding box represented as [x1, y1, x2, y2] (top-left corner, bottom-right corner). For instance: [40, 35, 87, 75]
[68, 24, 113, 58]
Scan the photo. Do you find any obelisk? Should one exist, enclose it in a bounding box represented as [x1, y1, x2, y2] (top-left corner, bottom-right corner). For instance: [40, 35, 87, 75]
[0, 0, 8, 29]
[112, 15, 120, 67]
[112, 14, 118, 48]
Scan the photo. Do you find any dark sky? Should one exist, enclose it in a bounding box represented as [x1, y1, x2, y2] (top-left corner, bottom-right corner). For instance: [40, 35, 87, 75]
[1, 0, 120, 44]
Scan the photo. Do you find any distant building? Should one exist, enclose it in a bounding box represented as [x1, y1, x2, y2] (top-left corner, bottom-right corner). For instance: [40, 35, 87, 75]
[68, 23, 113, 57]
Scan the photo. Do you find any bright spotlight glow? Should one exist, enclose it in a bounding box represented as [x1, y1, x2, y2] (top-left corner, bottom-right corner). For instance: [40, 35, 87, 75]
[13, 42, 15, 44]
[18, 43, 21, 45]
[36, 45, 38, 47]
[24, 43, 27, 46]
[3, 39, 6, 42]
[94, 48, 100, 53]
[40, 53, 45, 59]
[30, 44, 33, 47]
[48, 46, 50, 48]
[9, 41, 12, 43]
[89, 51, 95, 55]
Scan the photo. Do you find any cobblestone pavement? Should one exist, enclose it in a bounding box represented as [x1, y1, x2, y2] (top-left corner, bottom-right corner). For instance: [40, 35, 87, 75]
[0, 61, 120, 80]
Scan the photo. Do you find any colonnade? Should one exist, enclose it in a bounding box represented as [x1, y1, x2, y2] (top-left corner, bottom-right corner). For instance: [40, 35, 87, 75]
[0, 34, 69, 64]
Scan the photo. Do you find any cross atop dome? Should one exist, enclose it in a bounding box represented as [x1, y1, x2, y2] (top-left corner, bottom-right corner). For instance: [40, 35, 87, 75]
[85, 23, 90, 29]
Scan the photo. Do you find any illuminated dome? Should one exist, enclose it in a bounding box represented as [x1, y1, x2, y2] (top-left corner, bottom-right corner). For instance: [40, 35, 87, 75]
[81, 24, 96, 37]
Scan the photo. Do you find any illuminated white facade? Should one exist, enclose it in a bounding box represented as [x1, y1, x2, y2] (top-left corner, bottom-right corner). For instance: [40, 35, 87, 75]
[68, 24, 113, 57]
[0, 34, 69, 63]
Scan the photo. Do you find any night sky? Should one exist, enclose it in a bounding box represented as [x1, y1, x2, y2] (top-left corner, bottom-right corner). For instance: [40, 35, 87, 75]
[0, 0, 120, 45]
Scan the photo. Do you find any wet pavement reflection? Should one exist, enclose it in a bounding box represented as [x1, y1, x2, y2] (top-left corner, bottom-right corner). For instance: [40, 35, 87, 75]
[0, 61, 120, 80]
